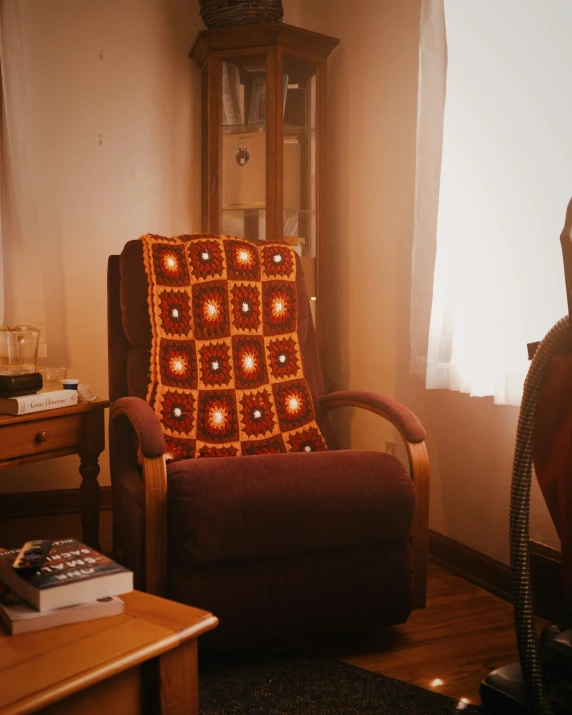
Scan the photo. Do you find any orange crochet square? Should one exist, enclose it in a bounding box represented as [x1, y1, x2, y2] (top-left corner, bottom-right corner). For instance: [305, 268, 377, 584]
[140, 233, 327, 462]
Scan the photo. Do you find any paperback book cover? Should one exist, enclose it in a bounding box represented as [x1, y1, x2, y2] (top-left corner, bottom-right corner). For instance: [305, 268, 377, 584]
[0, 539, 133, 612]
[0, 582, 124, 635]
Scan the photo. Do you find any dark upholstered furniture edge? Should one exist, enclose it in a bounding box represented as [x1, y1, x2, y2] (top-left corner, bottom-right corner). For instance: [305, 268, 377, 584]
[111, 396, 166, 458]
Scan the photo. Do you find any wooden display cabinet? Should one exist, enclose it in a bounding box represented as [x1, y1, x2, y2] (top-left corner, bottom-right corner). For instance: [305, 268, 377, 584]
[190, 23, 339, 347]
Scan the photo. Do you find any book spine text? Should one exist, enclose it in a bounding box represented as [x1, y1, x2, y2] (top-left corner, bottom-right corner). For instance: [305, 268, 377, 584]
[16, 390, 78, 415]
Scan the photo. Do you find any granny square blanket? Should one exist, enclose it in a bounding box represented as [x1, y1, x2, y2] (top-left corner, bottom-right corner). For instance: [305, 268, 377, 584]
[140, 233, 328, 462]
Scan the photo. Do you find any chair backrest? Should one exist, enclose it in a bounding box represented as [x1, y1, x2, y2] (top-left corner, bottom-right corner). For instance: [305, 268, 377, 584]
[107, 238, 329, 433]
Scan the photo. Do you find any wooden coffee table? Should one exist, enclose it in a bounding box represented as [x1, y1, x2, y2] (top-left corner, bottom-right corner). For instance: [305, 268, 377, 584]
[0, 590, 218, 715]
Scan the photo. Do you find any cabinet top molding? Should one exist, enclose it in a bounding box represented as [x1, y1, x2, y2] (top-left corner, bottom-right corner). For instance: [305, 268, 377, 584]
[190, 22, 340, 68]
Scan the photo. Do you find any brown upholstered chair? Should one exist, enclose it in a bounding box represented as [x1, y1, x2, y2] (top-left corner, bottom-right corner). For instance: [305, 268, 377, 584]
[107, 239, 430, 651]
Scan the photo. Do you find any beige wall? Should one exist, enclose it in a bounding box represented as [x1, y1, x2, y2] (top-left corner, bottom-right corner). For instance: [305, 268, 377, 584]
[300, 0, 559, 562]
[283, 0, 300, 26]
[2, 1, 301, 497]
[0, 0, 203, 494]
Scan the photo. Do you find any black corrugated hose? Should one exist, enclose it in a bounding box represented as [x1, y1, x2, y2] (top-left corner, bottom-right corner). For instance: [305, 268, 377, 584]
[510, 315, 570, 714]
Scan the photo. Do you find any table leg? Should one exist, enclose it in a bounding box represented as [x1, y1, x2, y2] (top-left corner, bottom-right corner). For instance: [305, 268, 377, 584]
[78, 408, 106, 552]
[158, 639, 198, 715]
[79, 453, 102, 552]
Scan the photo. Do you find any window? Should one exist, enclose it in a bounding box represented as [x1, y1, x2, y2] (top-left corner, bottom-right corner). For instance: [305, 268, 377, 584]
[412, 0, 571, 405]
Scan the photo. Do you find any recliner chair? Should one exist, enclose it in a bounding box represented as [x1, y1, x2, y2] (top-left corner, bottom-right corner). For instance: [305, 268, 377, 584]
[107, 237, 430, 650]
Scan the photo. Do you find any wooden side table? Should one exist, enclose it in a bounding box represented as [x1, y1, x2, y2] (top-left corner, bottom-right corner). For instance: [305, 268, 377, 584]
[0, 589, 218, 715]
[0, 399, 110, 551]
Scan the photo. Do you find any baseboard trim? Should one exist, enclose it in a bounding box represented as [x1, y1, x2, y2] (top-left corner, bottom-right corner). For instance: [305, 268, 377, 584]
[429, 530, 565, 618]
[0, 486, 113, 520]
[428, 530, 513, 602]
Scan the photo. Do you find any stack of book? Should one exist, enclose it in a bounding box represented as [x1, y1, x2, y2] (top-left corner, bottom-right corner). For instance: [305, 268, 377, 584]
[0, 389, 78, 415]
[0, 372, 77, 415]
[0, 539, 133, 634]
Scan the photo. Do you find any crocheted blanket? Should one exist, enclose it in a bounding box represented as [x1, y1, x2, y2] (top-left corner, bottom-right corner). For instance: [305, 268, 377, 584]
[140, 233, 327, 462]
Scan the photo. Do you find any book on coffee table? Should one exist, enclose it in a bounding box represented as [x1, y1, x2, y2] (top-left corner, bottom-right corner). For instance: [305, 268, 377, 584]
[0, 588, 124, 635]
[0, 539, 133, 612]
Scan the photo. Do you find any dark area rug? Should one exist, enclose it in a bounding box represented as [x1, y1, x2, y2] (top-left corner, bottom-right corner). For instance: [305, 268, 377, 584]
[199, 655, 483, 714]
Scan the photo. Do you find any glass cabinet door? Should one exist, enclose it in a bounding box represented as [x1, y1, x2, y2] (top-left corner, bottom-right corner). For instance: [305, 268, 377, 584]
[218, 53, 319, 323]
[283, 54, 318, 322]
[192, 24, 339, 358]
[221, 57, 267, 242]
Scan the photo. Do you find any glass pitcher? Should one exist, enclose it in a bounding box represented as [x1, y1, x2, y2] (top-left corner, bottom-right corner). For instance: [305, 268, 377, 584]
[0, 325, 40, 375]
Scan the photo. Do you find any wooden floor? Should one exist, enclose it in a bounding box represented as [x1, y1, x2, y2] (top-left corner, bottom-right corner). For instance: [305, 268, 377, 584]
[334, 561, 527, 706]
[1, 512, 529, 707]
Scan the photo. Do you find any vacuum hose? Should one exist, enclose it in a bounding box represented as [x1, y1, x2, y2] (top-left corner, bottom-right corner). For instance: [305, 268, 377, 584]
[510, 315, 570, 714]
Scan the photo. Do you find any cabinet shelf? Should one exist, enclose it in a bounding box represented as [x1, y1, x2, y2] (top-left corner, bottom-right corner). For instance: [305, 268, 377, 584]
[222, 123, 315, 138]
[222, 206, 315, 214]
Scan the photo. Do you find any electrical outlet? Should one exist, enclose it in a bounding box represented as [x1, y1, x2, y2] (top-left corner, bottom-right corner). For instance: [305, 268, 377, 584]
[386, 440, 396, 456]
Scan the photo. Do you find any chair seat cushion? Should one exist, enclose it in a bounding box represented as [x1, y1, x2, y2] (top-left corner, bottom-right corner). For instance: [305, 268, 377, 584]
[167, 449, 416, 565]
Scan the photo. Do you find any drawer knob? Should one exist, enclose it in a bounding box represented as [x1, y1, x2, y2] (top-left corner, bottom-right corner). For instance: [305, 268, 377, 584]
[35, 431, 48, 444]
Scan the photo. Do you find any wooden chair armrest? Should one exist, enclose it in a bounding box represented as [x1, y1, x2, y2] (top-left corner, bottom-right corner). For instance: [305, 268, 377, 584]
[319, 390, 430, 609]
[320, 390, 426, 442]
[110, 398, 167, 597]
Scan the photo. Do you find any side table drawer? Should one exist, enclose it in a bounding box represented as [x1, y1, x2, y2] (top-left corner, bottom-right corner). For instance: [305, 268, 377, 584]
[0, 414, 82, 461]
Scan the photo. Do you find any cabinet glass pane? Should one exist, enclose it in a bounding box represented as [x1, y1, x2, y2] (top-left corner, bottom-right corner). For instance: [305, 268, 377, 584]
[221, 58, 267, 241]
[283, 56, 317, 323]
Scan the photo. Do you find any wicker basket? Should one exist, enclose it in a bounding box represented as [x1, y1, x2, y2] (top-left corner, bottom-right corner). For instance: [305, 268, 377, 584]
[200, 0, 283, 29]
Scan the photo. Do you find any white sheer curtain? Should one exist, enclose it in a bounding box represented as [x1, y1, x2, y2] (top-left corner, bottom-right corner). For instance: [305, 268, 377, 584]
[0, 1, 47, 352]
[412, 0, 571, 406]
